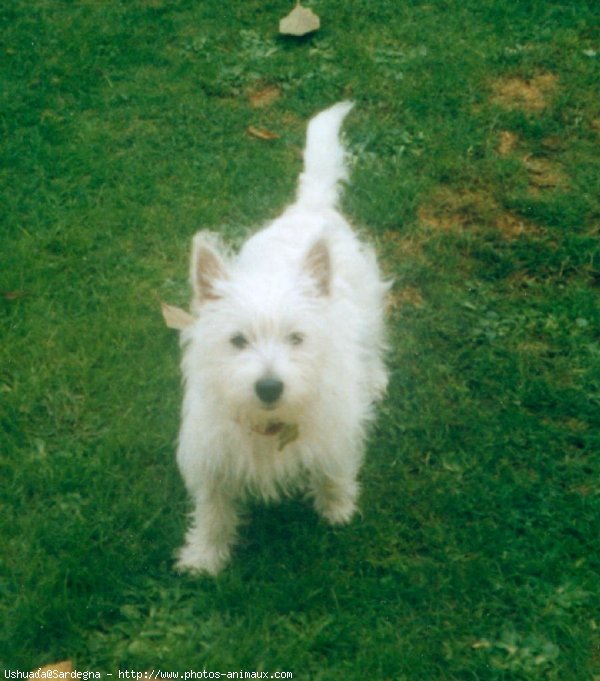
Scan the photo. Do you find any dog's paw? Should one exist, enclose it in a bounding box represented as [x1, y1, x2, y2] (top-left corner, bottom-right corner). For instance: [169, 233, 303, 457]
[312, 478, 358, 525]
[175, 542, 230, 576]
[314, 489, 357, 525]
[319, 498, 357, 525]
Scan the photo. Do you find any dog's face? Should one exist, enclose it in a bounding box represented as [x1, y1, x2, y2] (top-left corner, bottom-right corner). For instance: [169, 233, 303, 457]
[185, 233, 332, 427]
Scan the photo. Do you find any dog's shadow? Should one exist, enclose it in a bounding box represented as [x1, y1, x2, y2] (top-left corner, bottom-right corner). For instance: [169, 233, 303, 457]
[235, 498, 354, 577]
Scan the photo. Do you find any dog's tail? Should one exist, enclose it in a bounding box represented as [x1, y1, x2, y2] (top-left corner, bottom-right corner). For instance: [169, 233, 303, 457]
[296, 101, 354, 210]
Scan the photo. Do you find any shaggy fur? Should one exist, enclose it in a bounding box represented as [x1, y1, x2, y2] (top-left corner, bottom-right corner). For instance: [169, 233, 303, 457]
[175, 102, 388, 575]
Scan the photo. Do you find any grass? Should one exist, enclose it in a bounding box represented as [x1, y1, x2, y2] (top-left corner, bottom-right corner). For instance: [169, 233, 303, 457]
[1, 0, 598, 678]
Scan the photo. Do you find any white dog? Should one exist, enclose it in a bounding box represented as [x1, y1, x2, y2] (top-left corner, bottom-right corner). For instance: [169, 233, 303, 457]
[175, 102, 389, 575]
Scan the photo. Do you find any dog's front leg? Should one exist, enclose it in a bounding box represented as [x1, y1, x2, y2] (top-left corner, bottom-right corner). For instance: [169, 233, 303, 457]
[176, 485, 238, 576]
[311, 473, 359, 525]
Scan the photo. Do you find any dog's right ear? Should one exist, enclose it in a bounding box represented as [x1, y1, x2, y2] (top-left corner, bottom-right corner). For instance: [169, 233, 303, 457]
[302, 238, 331, 297]
[190, 232, 228, 305]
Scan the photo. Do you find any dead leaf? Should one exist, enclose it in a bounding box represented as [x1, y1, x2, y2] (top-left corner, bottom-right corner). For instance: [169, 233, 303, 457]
[279, 2, 320, 36]
[247, 125, 280, 140]
[161, 302, 194, 330]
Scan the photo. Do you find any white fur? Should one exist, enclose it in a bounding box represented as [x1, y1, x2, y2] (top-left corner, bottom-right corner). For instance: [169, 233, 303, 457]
[175, 102, 389, 575]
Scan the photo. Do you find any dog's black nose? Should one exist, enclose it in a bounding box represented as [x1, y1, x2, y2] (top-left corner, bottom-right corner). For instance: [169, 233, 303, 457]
[255, 377, 284, 405]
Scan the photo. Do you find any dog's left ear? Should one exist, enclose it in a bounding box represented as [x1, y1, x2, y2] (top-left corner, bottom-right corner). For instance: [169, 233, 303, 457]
[190, 232, 228, 305]
[302, 238, 331, 296]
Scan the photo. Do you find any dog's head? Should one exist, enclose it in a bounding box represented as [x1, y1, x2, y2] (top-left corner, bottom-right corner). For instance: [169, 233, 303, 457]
[184, 231, 334, 428]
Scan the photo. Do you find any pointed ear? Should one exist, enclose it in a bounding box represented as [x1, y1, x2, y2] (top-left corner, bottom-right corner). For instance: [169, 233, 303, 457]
[190, 232, 228, 304]
[302, 238, 331, 296]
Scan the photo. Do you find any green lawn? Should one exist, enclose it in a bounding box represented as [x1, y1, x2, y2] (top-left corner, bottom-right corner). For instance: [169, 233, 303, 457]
[1, 1, 598, 678]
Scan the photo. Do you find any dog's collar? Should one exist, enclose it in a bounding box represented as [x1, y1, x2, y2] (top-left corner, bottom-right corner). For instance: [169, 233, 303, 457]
[253, 421, 286, 436]
[251, 421, 299, 451]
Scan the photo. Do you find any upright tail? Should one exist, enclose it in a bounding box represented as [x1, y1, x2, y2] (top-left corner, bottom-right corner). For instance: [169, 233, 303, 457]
[295, 101, 354, 210]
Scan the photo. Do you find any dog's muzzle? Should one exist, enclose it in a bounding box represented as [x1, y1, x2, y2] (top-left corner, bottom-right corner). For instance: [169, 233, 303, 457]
[255, 377, 284, 405]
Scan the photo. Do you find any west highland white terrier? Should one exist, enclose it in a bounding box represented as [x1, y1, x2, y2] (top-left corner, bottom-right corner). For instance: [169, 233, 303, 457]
[175, 102, 389, 575]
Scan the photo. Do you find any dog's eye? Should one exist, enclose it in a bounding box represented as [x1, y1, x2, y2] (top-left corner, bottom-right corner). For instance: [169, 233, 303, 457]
[230, 333, 249, 349]
[287, 332, 305, 346]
